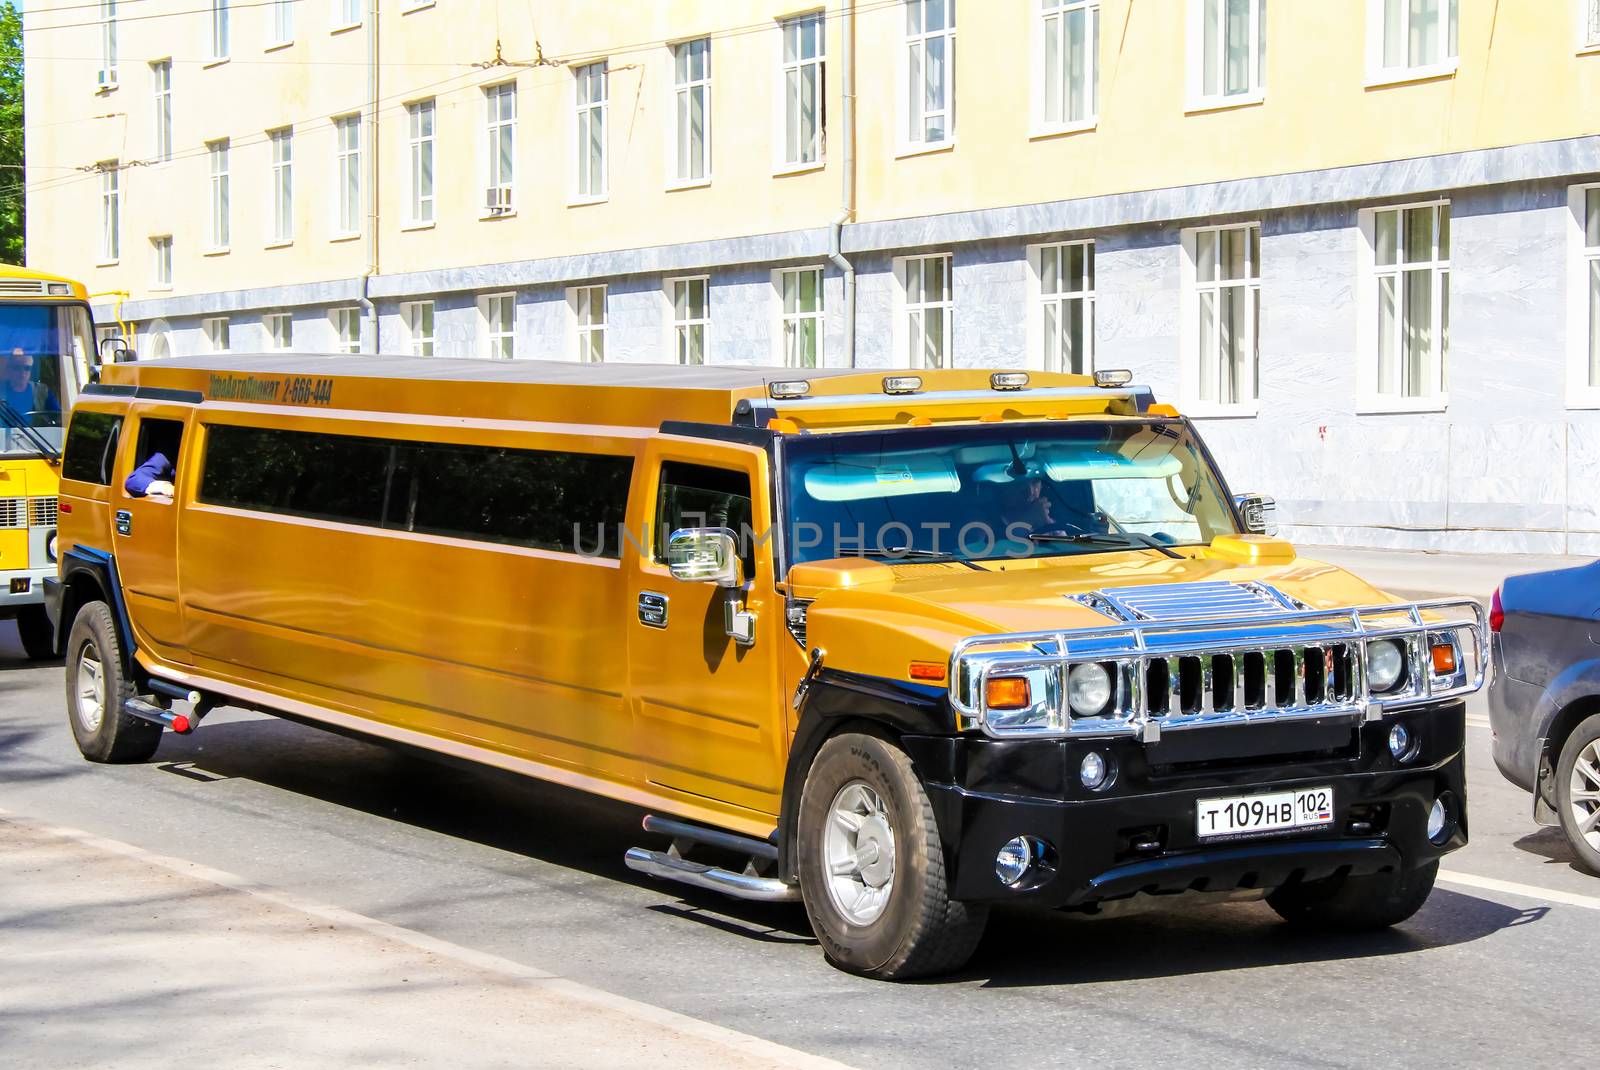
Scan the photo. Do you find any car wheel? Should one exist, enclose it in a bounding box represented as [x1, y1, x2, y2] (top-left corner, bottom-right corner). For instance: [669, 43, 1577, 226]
[1555, 715, 1600, 876]
[64, 601, 160, 764]
[16, 605, 58, 660]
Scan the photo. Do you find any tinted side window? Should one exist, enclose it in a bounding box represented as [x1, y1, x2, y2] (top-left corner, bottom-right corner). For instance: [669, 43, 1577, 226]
[201, 424, 391, 525]
[655, 462, 755, 575]
[62, 411, 122, 484]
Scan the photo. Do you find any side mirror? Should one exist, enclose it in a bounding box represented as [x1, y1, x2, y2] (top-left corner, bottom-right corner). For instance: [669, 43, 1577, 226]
[1234, 493, 1278, 536]
[666, 527, 743, 587]
[98, 336, 134, 363]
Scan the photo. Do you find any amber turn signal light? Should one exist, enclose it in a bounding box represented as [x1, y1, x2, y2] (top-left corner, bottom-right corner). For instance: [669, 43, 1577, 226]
[1430, 642, 1457, 674]
[909, 661, 947, 683]
[986, 677, 1031, 710]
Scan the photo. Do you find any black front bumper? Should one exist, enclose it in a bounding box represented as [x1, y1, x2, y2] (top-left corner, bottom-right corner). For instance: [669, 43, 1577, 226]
[909, 703, 1468, 907]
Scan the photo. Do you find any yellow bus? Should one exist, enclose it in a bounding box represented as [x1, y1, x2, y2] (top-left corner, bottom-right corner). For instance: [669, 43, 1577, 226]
[0, 264, 100, 658]
[50, 354, 1487, 978]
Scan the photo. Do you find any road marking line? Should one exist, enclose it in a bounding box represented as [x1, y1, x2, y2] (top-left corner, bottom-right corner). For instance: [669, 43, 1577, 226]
[1438, 869, 1600, 911]
[0, 808, 857, 1070]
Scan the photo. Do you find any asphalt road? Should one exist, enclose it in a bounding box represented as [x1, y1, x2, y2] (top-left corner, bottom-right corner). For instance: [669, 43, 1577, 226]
[2, 622, 1596, 1069]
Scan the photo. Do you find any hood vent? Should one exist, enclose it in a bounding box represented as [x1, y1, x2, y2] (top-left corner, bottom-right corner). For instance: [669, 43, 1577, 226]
[1073, 580, 1305, 624]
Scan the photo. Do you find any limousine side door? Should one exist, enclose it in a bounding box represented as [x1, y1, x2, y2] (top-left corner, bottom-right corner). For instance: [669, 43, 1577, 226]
[110, 402, 194, 663]
[625, 437, 785, 819]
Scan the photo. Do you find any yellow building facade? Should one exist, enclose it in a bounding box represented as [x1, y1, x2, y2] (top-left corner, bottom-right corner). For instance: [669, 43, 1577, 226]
[21, 0, 1600, 553]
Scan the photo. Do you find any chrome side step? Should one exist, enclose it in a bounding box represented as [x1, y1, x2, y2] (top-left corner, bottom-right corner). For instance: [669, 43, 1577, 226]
[625, 815, 799, 904]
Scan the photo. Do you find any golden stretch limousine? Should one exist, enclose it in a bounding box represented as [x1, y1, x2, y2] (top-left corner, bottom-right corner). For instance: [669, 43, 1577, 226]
[48, 355, 1485, 979]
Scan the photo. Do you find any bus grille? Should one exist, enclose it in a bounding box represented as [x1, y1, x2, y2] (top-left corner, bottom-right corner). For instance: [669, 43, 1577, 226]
[1143, 644, 1358, 717]
[0, 280, 49, 296]
[28, 497, 58, 527]
[0, 498, 25, 528]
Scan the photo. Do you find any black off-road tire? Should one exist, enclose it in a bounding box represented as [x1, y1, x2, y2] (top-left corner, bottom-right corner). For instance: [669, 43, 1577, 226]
[16, 604, 58, 660]
[1266, 859, 1439, 931]
[1554, 715, 1600, 876]
[64, 601, 160, 764]
[797, 732, 988, 980]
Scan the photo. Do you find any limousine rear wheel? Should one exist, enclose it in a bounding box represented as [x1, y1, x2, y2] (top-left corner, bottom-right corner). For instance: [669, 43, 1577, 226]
[65, 602, 160, 764]
[1266, 859, 1438, 931]
[796, 732, 988, 980]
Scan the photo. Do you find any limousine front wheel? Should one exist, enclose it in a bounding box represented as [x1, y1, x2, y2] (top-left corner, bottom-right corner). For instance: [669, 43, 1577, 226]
[796, 733, 988, 980]
[64, 602, 160, 764]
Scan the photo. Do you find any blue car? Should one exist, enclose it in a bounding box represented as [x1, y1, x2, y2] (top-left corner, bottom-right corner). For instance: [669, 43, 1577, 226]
[1488, 563, 1600, 876]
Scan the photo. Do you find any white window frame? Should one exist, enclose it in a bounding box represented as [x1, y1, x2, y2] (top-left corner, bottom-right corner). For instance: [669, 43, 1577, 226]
[99, 0, 118, 87]
[202, 316, 230, 352]
[404, 100, 435, 227]
[568, 284, 607, 363]
[207, 140, 230, 252]
[1179, 224, 1260, 416]
[572, 62, 608, 203]
[1186, 0, 1265, 111]
[269, 0, 293, 47]
[773, 266, 826, 368]
[98, 163, 120, 265]
[264, 312, 292, 351]
[333, 0, 361, 32]
[1365, 0, 1458, 86]
[1357, 199, 1451, 413]
[483, 82, 517, 217]
[668, 37, 712, 188]
[666, 275, 711, 365]
[151, 61, 172, 162]
[332, 114, 361, 239]
[150, 235, 172, 290]
[401, 300, 435, 356]
[894, 253, 953, 370]
[1581, 0, 1600, 52]
[1026, 240, 1095, 376]
[267, 127, 293, 246]
[776, 11, 826, 172]
[209, 0, 230, 62]
[1566, 183, 1600, 407]
[1033, 0, 1099, 136]
[479, 292, 516, 359]
[331, 307, 361, 353]
[899, 0, 955, 154]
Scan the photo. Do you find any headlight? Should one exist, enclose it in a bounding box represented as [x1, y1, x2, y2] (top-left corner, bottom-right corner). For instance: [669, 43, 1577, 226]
[46, 532, 58, 562]
[1365, 639, 1405, 692]
[1067, 663, 1113, 717]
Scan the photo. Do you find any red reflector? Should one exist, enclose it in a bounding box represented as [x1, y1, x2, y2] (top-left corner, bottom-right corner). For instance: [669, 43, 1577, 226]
[59, 502, 73, 514]
[1489, 588, 1504, 633]
[909, 661, 946, 682]
[171, 714, 191, 733]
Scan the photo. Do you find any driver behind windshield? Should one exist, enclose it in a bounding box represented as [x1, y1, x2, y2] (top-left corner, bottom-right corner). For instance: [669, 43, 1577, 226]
[1, 349, 60, 425]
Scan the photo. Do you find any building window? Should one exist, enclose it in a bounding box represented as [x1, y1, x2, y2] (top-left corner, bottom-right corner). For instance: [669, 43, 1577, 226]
[777, 267, 824, 368]
[668, 276, 710, 365]
[1571, 185, 1600, 402]
[100, 0, 118, 85]
[264, 312, 292, 350]
[150, 235, 172, 289]
[671, 38, 711, 184]
[210, 0, 230, 60]
[407, 100, 434, 225]
[1182, 225, 1259, 409]
[1038, 0, 1098, 131]
[333, 115, 360, 237]
[336, 0, 361, 29]
[570, 285, 606, 363]
[897, 253, 952, 369]
[484, 82, 516, 212]
[903, 0, 954, 147]
[151, 61, 171, 161]
[272, 0, 293, 45]
[1030, 241, 1094, 374]
[1368, 0, 1457, 81]
[1585, 0, 1600, 48]
[572, 62, 608, 201]
[1189, 0, 1265, 107]
[99, 164, 120, 263]
[480, 292, 516, 359]
[203, 316, 230, 352]
[208, 140, 230, 250]
[402, 300, 434, 356]
[780, 12, 825, 168]
[332, 307, 361, 353]
[1362, 202, 1449, 408]
[269, 128, 293, 245]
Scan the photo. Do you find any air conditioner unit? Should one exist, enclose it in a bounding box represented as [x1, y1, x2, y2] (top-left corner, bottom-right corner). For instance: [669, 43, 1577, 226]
[484, 185, 513, 213]
[95, 69, 117, 90]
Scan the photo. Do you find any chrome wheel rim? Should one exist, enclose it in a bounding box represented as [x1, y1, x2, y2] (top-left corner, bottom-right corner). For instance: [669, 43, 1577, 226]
[1570, 740, 1600, 852]
[822, 780, 896, 926]
[75, 643, 106, 734]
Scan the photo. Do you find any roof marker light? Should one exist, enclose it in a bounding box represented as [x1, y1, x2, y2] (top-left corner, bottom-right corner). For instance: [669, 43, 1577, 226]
[48, 283, 71, 295]
[883, 375, 923, 395]
[990, 371, 1030, 391]
[767, 379, 811, 399]
[1094, 369, 1134, 388]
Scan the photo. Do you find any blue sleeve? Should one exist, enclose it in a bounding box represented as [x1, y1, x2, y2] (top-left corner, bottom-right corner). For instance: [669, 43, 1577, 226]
[124, 452, 172, 496]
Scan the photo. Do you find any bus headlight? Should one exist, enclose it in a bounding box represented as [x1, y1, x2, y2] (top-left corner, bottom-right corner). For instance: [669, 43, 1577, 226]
[46, 532, 58, 562]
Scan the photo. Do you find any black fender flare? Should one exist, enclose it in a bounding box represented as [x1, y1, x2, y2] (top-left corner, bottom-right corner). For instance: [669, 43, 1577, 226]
[49, 545, 140, 681]
[776, 668, 960, 883]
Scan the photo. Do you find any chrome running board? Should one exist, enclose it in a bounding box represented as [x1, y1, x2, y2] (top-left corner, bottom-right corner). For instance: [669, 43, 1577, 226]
[625, 814, 799, 903]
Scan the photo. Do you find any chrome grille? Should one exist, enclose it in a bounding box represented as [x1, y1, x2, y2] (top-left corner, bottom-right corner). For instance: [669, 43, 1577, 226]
[28, 497, 58, 527]
[0, 497, 25, 528]
[1143, 644, 1358, 719]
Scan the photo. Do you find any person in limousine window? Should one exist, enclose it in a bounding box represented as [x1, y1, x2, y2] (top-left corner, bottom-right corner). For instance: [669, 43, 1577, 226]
[125, 451, 176, 500]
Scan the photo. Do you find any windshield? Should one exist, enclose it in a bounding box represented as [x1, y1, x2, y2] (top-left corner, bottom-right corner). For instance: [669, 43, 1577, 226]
[781, 420, 1239, 566]
[0, 302, 95, 456]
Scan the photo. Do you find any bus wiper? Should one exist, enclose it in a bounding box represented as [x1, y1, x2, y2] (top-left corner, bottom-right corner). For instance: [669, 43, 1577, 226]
[0, 399, 61, 463]
[1026, 531, 1183, 560]
[837, 546, 987, 571]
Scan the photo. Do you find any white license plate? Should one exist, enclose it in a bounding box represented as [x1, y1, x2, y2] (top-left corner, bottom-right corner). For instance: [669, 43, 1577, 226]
[1196, 786, 1334, 839]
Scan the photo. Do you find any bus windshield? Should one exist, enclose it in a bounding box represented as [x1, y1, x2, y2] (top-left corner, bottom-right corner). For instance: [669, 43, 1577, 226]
[0, 303, 95, 456]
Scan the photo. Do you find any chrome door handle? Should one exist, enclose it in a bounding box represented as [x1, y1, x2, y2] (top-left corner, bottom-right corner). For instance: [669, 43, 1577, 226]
[637, 591, 668, 628]
[114, 509, 132, 535]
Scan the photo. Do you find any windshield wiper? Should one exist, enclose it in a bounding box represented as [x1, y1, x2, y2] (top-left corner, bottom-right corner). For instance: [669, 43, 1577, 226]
[1026, 531, 1184, 560]
[0, 399, 61, 463]
[837, 546, 987, 571]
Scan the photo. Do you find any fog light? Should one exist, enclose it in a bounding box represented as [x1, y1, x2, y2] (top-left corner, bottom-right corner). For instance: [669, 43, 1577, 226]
[1068, 663, 1113, 717]
[1366, 639, 1405, 692]
[1388, 723, 1416, 762]
[1079, 751, 1111, 790]
[1427, 796, 1449, 844]
[995, 837, 1034, 886]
